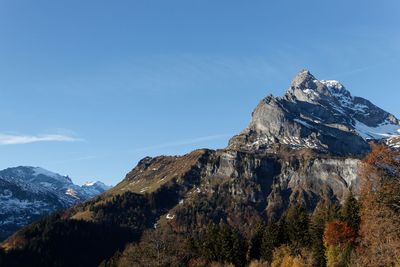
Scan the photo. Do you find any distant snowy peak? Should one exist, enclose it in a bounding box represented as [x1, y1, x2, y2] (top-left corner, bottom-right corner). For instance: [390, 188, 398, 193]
[83, 181, 97, 187]
[0, 166, 110, 241]
[82, 181, 111, 194]
[0, 166, 110, 202]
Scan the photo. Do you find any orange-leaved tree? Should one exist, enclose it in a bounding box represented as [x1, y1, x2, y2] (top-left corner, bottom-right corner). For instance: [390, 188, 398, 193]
[323, 220, 356, 267]
[352, 144, 400, 266]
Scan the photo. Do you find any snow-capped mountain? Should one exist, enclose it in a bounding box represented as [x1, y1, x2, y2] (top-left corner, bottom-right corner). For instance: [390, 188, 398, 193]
[82, 181, 111, 196]
[229, 69, 400, 155]
[0, 166, 111, 241]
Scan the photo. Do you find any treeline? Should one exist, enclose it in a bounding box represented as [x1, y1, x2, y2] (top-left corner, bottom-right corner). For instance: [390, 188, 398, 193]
[0, 214, 135, 267]
[101, 193, 359, 267]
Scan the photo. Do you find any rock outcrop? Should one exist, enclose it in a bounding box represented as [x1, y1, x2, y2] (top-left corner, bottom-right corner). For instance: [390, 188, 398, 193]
[229, 70, 399, 156]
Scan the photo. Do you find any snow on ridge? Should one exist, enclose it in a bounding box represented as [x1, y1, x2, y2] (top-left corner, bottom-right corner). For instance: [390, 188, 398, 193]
[83, 181, 96, 187]
[320, 80, 344, 90]
[319, 80, 374, 116]
[303, 88, 319, 97]
[32, 167, 74, 185]
[82, 181, 110, 191]
[354, 120, 400, 140]
[33, 167, 62, 179]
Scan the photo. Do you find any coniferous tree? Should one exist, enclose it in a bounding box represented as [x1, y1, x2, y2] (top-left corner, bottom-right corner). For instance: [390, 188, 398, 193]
[248, 224, 265, 260]
[0, 248, 4, 266]
[340, 193, 361, 233]
[230, 228, 247, 267]
[260, 219, 281, 262]
[202, 223, 220, 262]
[283, 204, 310, 252]
[309, 201, 341, 267]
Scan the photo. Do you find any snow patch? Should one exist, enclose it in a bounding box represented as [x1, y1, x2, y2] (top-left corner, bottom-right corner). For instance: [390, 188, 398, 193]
[320, 80, 344, 90]
[354, 120, 400, 140]
[293, 118, 313, 128]
[83, 181, 96, 187]
[33, 167, 61, 179]
[65, 188, 79, 199]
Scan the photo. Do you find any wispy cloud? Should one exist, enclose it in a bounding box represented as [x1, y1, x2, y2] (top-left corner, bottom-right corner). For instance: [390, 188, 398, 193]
[333, 58, 399, 78]
[0, 133, 81, 145]
[128, 134, 230, 152]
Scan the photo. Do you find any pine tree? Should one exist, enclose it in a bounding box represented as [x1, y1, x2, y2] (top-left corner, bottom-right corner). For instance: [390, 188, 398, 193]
[283, 204, 310, 252]
[0, 248, 4, 266]
[208, 223, 221, 262]
[340, 193, 360, 233]
[248, 224, 265, 260]
[309, 201, 341, 267]
[260, 219, 281, 262]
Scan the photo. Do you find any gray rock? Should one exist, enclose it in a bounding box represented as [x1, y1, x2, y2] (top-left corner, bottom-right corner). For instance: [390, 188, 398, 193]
[228, 69, 400, 156]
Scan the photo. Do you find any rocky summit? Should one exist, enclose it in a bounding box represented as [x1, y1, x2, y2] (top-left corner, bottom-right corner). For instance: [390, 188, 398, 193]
[229, 69, 400, 155]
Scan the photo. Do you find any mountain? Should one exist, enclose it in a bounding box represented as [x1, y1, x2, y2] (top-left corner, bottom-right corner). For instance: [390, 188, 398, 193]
[1, 70, 399, 267]
[82, 181, 111, 196]
[0, 166, 111, 241]
[229, 69, 400, 155]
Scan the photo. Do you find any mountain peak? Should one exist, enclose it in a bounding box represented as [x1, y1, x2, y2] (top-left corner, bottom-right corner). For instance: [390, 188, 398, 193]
[291, 69, 316, 88]
[82, 181, 111, 191]
[285, 69, 331, 102]
[228, 70, 400, 155]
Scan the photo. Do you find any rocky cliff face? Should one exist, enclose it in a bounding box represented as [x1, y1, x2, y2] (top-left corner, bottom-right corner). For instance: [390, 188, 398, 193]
[105, 149, 360, 233]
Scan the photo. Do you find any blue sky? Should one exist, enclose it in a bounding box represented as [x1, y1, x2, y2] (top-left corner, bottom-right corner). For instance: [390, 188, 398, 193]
[0, 0, 399, 185]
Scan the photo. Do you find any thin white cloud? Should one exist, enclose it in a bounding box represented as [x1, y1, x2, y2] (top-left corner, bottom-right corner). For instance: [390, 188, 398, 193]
[129, 134, 230, 152]
[0, 133, 81, 145]
[333, 58, 399, 78]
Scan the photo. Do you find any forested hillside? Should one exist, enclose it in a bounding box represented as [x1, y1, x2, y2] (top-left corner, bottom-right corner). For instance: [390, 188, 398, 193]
[1, 144, 399, 266]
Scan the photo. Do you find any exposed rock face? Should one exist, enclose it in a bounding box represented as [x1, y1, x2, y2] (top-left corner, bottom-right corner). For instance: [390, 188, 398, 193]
[229, 70, 400, 156]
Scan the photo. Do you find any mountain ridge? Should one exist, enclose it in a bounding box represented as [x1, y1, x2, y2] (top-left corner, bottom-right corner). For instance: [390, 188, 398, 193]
[0, 166, 111, 241]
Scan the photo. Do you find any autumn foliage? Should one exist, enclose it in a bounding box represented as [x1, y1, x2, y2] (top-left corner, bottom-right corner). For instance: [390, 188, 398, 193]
[323, 220, 356, 247]
[353, 144, 400, 266]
